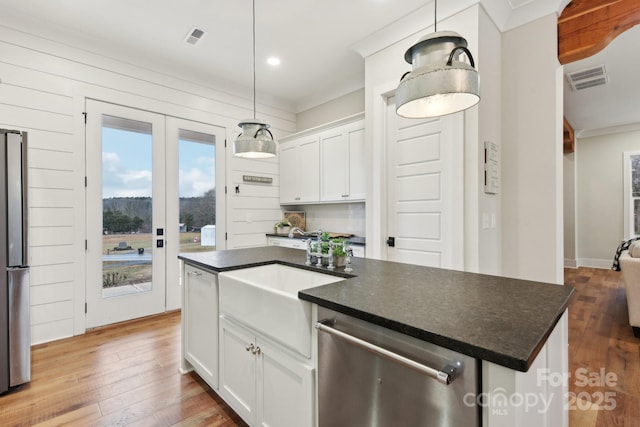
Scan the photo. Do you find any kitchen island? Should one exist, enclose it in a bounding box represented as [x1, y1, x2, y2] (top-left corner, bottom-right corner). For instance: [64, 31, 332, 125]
[179, 246, 574, 427]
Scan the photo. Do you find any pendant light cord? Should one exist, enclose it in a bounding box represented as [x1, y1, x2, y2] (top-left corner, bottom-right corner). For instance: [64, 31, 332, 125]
[434, 0, 437, 32]
[253, 0, 256, 119]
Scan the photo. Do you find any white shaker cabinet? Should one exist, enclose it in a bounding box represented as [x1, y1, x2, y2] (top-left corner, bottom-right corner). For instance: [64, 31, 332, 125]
[219, 316, 314, 427]
[266, 236, 309, 250]
[182, 264, 218, 389]
[320, 118, 366, 202]
[280, 113, 364, 205]
[279, 135, 320, 204]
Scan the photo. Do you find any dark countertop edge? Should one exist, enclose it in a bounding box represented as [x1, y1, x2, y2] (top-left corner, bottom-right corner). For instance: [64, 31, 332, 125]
[266, 233, 366, 246]
[300, 287, 574, 372]
[178, 255, 355, 279]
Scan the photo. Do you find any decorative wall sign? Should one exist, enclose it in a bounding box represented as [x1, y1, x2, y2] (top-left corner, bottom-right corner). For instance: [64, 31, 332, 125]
[243, 175, 273, 184]
[484, 141, 500, 194]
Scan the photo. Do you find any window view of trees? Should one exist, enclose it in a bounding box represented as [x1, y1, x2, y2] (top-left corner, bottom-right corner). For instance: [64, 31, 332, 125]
[179, 188, 215, 231]
[632, 155, 640, 236]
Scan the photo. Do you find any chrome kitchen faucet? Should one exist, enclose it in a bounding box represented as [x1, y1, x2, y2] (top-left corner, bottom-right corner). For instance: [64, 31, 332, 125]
[288, 227, 352, 271]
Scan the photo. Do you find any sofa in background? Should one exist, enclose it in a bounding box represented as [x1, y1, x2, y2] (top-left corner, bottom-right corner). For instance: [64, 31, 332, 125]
[618, 241, 640, 338]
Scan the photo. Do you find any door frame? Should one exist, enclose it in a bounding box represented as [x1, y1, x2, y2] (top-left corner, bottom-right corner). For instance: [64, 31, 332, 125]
[83, 98, 228, 329]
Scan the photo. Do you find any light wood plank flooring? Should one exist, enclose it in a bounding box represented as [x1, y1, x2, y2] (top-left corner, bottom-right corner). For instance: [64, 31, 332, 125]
[0, 268, 637, 426]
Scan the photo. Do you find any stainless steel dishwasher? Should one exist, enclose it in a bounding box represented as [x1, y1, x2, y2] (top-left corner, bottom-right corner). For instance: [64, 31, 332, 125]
[317, 307, 479, 427]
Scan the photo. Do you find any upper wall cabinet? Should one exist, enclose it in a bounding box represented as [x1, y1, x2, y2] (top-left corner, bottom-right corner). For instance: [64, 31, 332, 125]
[279, 134, 320, 204]
[280, 113, 365, 205]
[320, 119, 365, 202]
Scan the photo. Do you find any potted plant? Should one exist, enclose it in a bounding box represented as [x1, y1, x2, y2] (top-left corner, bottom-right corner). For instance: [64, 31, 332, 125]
[274, 220, 291, 235]
[310, 233, 347, 267]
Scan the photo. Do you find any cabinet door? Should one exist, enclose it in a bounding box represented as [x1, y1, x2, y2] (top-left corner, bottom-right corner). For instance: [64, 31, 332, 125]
[297, 137, 320, 202]
[279, 142, 299, 204]
[320, 119, 366, 202]
[257, 339, 314, 427]
[219, 317, 256, 425]
[320, 130, 348, 201]
[184, 265, 218, 389]
[350, 245, 365, 258]
[346, 124, 366, 200]
[267, 237, 307, 250]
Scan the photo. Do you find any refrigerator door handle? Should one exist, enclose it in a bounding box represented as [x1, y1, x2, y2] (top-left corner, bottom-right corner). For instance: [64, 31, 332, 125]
[6, 131, 27, 267]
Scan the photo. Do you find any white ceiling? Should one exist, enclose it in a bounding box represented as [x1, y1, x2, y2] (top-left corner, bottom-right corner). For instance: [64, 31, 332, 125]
[1, 0, 629, 133]
[563, 25, 640, 136]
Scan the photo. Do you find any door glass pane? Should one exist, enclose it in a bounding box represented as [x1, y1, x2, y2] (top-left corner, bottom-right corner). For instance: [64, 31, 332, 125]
[102, 115, 153, 298]
[178, 130, 216, 253]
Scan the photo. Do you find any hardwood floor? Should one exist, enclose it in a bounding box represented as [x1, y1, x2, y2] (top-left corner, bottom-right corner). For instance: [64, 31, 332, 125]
[565, 267, 640, 426]
[1, 268, 637, 426]
[0, 312, 246, 427]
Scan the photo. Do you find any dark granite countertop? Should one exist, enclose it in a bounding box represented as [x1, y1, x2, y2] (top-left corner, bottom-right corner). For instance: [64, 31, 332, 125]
[266, 233, 366, 246]
[179, 246, 574, 372]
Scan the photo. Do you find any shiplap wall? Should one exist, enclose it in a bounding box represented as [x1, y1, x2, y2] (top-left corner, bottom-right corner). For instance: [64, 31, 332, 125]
[0, 20, 294, 344]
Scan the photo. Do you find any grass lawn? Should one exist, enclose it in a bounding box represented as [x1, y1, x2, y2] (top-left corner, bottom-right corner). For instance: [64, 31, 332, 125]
[102, 232, 215, 288]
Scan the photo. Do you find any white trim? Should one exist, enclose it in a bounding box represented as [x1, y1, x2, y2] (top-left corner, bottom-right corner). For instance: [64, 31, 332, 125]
[368, 80, 398, 260]
[279, 112, 364, 142]
[577, 122, 640, 139]
[564, 259, 577, 268]
[576, 258, 613, 269]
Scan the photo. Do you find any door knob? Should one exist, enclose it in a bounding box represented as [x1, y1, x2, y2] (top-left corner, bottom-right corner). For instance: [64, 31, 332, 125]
[386, 237, 395, 247]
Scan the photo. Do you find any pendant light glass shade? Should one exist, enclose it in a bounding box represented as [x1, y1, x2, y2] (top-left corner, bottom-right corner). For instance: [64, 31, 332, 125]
[233, 0, 277, 158]
[234, 118, 276, 158]
[396, 31, 480, 118]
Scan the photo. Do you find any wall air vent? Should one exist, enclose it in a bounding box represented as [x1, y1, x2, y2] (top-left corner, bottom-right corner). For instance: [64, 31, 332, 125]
[184, 27, 206, 45]
[566, 65, 609, 91]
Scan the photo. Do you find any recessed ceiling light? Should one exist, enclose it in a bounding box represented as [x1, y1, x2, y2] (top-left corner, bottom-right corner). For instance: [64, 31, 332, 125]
[267, 57, 281, 66]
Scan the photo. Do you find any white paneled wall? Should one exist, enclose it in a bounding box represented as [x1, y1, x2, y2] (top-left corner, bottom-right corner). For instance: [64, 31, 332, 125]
[0, 19, 295, 344]
[226, 158, 282, 248]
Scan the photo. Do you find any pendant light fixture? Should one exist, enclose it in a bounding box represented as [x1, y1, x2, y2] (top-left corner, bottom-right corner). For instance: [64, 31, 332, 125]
[396, 0, 480, 118]
[233, 0, 277, 158]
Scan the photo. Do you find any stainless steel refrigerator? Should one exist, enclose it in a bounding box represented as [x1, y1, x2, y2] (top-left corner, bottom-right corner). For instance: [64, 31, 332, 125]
[0, 129, 30, 394]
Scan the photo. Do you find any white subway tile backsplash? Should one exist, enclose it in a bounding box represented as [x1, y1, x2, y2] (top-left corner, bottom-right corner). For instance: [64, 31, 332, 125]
[282, 203, 365, 236]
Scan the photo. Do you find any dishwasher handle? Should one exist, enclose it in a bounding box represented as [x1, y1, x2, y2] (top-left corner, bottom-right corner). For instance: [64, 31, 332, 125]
[316, 320, 459, 385]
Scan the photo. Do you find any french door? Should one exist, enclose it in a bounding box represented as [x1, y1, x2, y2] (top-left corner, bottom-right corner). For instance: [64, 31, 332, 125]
[86, 100, 225, 328]
[165, 117, 226, 311]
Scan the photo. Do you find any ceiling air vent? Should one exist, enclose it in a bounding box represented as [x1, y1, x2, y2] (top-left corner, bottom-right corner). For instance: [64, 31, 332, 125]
[184, 27, 206, 45]
[566, 65, 609, 91]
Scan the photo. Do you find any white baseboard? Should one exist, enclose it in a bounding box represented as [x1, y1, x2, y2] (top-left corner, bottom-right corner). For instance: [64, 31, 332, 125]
[576, 258, 613, 269]
[564, 259, 577, 268]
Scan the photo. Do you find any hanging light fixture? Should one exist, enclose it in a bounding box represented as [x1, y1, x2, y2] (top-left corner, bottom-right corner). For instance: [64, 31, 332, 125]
[396, 0, 480, 118]
[233, 0, 277, 158]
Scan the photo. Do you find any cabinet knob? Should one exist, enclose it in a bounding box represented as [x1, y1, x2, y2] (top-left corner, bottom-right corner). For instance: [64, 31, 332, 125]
[341, 194, 349, 198]
[246, 343, 255, 352]
[188, 271, 203, 277]
[252, 346, 261, 355]
[295, 197, 301, 201]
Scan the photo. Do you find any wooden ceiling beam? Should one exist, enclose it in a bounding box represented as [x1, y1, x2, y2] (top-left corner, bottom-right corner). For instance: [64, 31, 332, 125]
[563, 117, 575, 154]
[558, 0, 640, 64]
